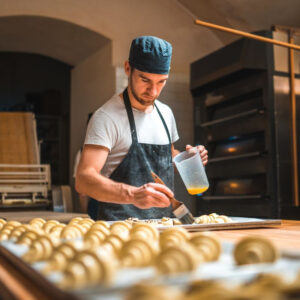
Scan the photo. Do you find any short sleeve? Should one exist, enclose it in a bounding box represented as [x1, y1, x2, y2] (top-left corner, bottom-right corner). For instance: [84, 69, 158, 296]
[84, 110, 118, 151]
[170, 111, 179, 143]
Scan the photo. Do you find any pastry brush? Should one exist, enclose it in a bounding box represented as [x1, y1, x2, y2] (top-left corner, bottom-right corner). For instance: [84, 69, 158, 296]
[151, 171, 195, 224]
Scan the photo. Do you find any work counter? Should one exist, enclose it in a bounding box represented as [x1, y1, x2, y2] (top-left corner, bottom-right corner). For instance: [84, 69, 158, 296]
[214, 220, 300, 250]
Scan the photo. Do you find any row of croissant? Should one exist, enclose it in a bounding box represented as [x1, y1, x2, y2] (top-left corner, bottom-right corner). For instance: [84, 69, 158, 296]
[0, 217, 278, 290]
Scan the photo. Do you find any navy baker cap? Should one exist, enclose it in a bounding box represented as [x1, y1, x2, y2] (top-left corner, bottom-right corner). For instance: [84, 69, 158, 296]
[129, 36, 172, 74]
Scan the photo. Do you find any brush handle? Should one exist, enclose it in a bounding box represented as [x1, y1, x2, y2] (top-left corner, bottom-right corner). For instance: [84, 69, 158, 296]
[151, 171, 195, 225]
[150, 171, 181, 209]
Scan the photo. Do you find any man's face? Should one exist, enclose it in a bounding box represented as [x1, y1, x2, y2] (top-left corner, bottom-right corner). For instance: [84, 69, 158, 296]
[127, 63, 168, 107]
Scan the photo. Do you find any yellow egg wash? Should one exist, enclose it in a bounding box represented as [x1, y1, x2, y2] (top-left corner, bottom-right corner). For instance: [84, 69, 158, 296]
[187, 187, 208, 195]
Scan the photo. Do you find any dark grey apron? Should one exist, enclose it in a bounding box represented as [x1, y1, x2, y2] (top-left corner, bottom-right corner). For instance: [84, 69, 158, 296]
[88, 88, 174, 221]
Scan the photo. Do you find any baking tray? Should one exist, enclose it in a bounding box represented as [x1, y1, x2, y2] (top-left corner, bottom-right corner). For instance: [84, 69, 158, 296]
[111, 217, 282, 232]
[159, 217, 282, 231]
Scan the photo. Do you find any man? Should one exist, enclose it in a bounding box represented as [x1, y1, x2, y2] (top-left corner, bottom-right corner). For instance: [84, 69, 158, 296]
[76, 36, 208, 220]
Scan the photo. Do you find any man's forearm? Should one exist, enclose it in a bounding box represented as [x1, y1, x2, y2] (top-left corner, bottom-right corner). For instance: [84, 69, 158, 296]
[76, 171, 133, 205]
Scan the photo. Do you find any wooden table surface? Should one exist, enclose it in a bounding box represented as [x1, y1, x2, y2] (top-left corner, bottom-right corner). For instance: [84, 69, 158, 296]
[213, 220, 300, 250]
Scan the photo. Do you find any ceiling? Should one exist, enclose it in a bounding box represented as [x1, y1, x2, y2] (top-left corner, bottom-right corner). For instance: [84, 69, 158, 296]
[0, 0, 300, 71]
[178, 0, 300, 43]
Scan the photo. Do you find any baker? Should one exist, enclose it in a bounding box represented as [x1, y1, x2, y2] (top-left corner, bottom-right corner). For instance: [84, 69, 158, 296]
[76, 36, 208, 220]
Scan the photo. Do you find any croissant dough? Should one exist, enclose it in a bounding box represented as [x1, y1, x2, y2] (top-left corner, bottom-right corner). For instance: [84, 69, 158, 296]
[234, 236, 278, 265]
[59, 248, 117, 289]
[160, 227, 190, 250]
[155, 243, 199, 274]
[189, 232, 221, 262]
[3, 215, 285, 293]
[130, 223, 159, 242]
[120, 238, 158, 267]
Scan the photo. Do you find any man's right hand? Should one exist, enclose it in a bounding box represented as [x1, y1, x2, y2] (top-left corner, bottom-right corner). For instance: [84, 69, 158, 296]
[130, 182, 173, 209]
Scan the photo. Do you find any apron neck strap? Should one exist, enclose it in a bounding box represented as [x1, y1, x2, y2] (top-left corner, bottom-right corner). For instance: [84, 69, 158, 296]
[123, 88, 138, 143]
[154, 103, 171, 144]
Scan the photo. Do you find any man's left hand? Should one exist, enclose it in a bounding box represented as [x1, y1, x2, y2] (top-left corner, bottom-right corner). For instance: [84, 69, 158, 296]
[186, 144, 208, 165]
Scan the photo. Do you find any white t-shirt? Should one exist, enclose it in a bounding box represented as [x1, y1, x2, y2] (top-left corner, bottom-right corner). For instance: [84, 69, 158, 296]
[84, 94, 179, 177]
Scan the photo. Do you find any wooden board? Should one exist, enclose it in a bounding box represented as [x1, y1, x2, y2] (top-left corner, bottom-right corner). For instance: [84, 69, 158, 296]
[0, 211, 89, 223]
[0, 112, 39, 165]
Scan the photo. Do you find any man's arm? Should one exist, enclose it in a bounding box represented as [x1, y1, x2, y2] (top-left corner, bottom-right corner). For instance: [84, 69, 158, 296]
[75, 144, 173, 209]
[171, 144, 181, 158]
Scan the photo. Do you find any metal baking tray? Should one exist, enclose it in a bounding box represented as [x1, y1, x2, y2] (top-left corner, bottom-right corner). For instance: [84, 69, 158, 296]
[110, 217, 282, 232]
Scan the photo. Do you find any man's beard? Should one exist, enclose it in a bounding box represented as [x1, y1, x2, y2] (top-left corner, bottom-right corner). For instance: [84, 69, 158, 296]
[129, 75, 156, 106]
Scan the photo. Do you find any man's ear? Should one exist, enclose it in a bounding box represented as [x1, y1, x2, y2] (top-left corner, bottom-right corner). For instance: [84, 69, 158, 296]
[124, 61, 130, 76]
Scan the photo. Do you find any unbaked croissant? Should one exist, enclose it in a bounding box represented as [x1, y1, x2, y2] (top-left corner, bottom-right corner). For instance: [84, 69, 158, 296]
[189, 232, 221, 262]
[16, 228, 43, 246]
[234, 236, 278, 265]
[59, 249, 116, 289]
[130, 223, 159, 242]
[0, 224, 18, 241]
[9, 225, 32, 241]
[42, 240, 85, 273]
[155, 243, 199, 274]
[101, 233, 127, 256]
[48, 223, 66, 237]
[84, 226, 110, 247]
[23, 234, 60, 263]
[43, 220, 60, 234]
[60, 223, 85, 239]
[29, 218, 46, 229]
[0, 221, 22, 241]
[160, 227, 190, 250]
[120, 238, 158, 267]
[110, 221, 131, 240]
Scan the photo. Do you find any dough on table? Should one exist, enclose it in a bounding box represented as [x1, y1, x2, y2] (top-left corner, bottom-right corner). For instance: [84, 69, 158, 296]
[59, 249, 116, 289]
[160, 227, 190, 250]
[234, 236, 278, 265]
[120, 238, 158, 267]
[155, 243, 199, 274]
[189, 232, 221, 262]
[130, 223, 159, 242]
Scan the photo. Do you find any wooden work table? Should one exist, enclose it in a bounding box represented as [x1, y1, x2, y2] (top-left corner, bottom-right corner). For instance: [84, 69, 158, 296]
[0, 220, 299, 300]
[213, 220, 300, 251]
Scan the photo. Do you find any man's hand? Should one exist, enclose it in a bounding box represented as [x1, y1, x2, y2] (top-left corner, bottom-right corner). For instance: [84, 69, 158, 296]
[130, 182, 173, 209]
[186, 144, 208, 165]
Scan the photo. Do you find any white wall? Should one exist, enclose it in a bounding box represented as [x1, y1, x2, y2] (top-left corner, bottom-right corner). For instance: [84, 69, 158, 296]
[70, 41, 115, 208]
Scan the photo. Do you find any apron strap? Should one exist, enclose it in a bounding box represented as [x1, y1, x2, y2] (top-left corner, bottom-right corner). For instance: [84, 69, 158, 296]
[123, 88, 172, 145]
[123, 88, 138, 143]
[154, 103, 171, 144]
